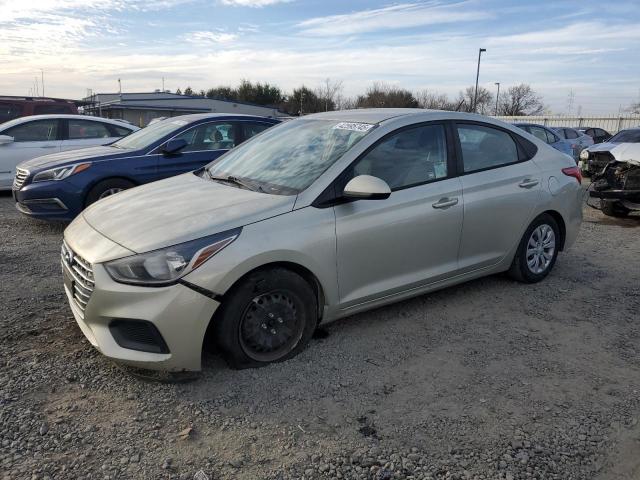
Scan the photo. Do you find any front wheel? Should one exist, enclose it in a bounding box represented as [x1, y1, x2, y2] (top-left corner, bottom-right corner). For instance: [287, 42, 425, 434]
[508, 214, 560, 283]
[85, 178, 135, 207]
[213, 268, 318, 369]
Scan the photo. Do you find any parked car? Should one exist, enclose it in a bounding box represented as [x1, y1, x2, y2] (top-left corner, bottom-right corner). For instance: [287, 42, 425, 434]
[551, 126, 593, 160]
[589, 144, 640, 217]
[61, 109, 583, 372]
[578, 127, 611, 144]
[0, 96, 78, 123]
[579, 128, 640, 176]
[513, 123, 573, 158]
[12, 114, 279, 220]
[0, 115, 138, 190]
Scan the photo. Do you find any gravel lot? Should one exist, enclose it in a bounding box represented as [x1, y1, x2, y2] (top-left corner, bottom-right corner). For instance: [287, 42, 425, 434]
[1, 190, 639, 480]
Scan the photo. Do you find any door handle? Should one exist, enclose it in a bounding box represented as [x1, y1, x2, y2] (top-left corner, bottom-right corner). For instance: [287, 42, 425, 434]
[518, 178, 539, 188]
[432, 197, 458, 209]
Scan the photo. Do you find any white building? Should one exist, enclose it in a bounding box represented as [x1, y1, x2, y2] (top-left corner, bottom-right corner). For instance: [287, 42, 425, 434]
[82, 92, 285, 127]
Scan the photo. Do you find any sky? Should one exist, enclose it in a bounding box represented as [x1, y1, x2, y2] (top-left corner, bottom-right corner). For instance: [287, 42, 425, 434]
[1, 0, 639, 114]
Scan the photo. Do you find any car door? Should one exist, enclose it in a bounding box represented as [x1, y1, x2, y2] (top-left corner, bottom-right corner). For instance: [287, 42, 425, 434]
[455, 122, 542, 272]
[333, 123, 463, 306]
[156, 121, 240, 179]
[63, 119, 122, 151]
[0, 119, 62, 188]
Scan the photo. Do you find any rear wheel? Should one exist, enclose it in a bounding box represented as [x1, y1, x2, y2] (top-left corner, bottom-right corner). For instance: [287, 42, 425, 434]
[600, 200, 630, 218]
[508, 213, 560, 283]
[213, 268, 317, 369]
[86, 178, 135, 207]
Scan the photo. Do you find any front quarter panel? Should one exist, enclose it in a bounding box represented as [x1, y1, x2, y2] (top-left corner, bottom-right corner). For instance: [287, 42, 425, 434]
[183, 205, 340, 318]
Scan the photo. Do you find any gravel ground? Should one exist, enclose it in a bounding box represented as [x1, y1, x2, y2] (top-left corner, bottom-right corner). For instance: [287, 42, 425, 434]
[1, 190, 639, 480]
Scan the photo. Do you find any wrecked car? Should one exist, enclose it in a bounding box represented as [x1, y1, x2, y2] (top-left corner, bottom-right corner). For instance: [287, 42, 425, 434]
[589, 142, 640, 217]
[579, 128, 640, 176]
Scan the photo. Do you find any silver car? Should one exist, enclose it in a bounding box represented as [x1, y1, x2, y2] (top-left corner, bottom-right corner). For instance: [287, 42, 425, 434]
[62, 109, 583, 372]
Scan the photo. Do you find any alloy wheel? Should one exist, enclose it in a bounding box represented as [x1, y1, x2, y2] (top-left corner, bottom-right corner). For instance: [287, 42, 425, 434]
[98, 187, 124, 199]
[526, 224, 555, 274]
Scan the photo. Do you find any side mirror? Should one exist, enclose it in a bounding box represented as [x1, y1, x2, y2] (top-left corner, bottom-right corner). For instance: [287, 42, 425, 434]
[162, 138, 188, 154]
[0, 135, 14, 145]
[343, 175, 391, 200]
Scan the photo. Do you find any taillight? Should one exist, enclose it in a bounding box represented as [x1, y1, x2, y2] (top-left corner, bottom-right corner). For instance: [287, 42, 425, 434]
[562, 166, 582, 184]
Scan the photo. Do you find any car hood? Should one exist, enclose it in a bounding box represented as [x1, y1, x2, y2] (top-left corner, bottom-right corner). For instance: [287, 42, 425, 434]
[588, 142, 640, 165]
[587, 142, 619, 153]
[82, 172, 297, 253]
[18, 145, 131, 171]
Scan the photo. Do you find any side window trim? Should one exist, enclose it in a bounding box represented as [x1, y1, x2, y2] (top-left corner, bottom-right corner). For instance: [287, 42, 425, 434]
[452, 120, 533, 176]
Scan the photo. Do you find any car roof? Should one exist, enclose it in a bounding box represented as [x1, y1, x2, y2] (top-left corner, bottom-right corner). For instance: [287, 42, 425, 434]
[0, 114, 138, 130]
[303, 108, 502, 125]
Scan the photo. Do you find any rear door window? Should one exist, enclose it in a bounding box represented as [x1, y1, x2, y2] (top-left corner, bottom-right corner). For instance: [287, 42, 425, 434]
[242, 122, 272, 141]
[457, 124, 519, 173]
[528, 126, 550, 144]
[5, 119, 59, 142]
[68, 120, 112, 139]
[545, 129, 560, 144]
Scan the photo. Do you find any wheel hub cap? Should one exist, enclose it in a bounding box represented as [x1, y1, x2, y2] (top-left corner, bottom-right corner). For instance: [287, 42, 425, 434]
[239, 292, 301, 362]
[526, 224, 555, 274]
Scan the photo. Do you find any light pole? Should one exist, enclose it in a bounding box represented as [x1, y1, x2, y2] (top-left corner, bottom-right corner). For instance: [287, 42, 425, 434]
[494, 82, 500, 115]
[473, 48, 486, 113]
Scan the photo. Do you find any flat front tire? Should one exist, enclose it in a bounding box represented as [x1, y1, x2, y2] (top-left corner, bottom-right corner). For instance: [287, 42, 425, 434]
[508, 213, 560, 283]
[601, 200, 630, 218]
[213, 268, 318, 369]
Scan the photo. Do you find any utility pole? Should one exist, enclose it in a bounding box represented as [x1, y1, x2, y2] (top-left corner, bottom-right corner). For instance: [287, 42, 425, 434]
[300, 90, 305, 116]
[473, 48, 486, 113]
[494, 82, 500, 115]
[162, 77, 165, 92]
[41, 69, 45, 97]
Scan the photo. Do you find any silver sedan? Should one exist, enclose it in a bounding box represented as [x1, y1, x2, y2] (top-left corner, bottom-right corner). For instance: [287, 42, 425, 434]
[62, 109, 583, 372]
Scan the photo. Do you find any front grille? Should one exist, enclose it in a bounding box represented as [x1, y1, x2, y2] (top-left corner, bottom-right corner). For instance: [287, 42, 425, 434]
[13, 168, 28, 190]
[61, 241, 94, 313]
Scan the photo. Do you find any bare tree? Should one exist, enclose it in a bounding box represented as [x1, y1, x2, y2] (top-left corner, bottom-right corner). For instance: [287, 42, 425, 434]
[456, 86, 493, 114]
[498, 84, 545, 116]
[316, 78, 344, 111]
[627, 101, 640, 114]
[415, 89, 456, 110]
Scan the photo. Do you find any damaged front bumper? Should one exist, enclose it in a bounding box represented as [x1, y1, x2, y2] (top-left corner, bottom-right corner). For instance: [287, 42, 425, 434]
[589, 160, 640, 210]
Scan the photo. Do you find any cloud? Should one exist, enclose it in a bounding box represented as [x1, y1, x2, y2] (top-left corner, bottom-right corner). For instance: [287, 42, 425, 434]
[183, 31, 239, 45]
[297, 1, 491, 36]
[219, 0, 292, 6]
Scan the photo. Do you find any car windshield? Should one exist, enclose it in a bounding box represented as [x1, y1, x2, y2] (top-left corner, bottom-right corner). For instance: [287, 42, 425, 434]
[111, 118, 189, 150]
[608, 130, 640, 143]
[206, 119, 375, 194]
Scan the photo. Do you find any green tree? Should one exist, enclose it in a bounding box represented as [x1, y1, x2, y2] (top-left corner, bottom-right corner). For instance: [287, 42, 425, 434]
[283, 86, 323, 115]
[175, 88, 182, 95]
[183, 86, 194, 96]
[206, 86, 237, 100]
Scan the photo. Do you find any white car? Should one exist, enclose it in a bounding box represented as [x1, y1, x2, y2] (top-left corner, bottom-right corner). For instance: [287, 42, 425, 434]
[0, 115, 138, 190]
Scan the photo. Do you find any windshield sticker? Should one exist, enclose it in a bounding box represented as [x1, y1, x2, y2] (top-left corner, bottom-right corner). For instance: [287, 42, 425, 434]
[333, 122, 374, 132]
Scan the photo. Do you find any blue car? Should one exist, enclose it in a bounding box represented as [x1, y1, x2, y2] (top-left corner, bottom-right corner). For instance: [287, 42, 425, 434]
[513, 123, 573, 159]
[12, 114, 279, 221]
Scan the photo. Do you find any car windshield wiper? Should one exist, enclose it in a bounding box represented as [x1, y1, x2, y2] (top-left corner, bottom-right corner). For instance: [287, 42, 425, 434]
[208, 172, 261, 192]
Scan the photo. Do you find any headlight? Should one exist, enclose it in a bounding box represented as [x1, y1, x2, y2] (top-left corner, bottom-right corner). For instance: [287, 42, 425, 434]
[33, 163, 91, 182]
[579, 149, 590, 160]
[104, 228, 240, 286]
